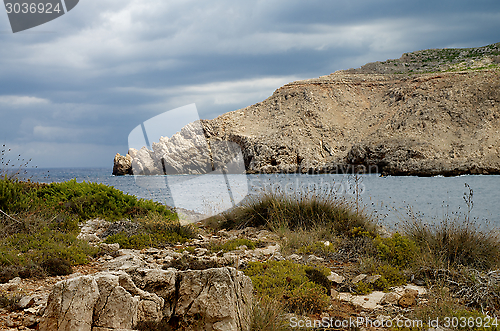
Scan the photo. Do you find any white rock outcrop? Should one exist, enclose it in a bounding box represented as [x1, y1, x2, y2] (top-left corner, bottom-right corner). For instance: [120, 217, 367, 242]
[39, 267, 252, 331]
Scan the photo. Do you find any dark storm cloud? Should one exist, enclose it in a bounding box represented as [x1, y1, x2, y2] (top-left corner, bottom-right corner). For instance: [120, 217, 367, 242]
[0, 0, 499, 167]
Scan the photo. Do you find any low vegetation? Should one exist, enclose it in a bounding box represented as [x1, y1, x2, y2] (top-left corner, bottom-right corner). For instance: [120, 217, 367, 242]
[199, 186, 500, 328]
[0, 173, 193, 281]
[207, 191, 376, 237]
[244, 260, 331, 315]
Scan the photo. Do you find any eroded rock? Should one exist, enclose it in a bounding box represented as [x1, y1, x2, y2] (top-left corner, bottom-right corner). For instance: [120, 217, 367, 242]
[39, 267, 252, 331]
[39, 275, 99, 331]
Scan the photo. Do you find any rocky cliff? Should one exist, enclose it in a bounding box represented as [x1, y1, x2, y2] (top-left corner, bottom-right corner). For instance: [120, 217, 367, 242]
[114, 43, 500, 176]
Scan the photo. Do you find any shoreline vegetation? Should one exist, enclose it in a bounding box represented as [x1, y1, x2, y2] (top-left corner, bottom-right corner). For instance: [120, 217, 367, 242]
[1, 166, 500, 329]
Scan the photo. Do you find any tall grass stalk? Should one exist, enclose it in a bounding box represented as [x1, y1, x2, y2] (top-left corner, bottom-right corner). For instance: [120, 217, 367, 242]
[211, 189, 376, 237]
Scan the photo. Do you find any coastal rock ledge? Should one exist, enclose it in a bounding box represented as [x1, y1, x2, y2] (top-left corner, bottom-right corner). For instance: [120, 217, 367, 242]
[39, 267, 253, 331]
[114, 45, 500, 176]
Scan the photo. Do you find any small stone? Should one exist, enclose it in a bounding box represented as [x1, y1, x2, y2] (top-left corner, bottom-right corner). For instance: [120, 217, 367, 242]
[307, 255, 324, 263]
[413, 278, 425, 286]
[5, 316, 15, 327]
[351, 274, 367, 284]
[379, 292, 399, 305]
[1, 277, 22, 291]
[288, 254, 302, 261]
[18, 296, 35, 309]
[99, 242, 120, 254]
[195, 248, 208, 256]
[22, 314, 38, 327]
[68, 272, 83, 279]
[398, 289, 418, 308]
[365, 275, 381, 283]
[327, 272, 345, 284]
[330, 289, 339, 298]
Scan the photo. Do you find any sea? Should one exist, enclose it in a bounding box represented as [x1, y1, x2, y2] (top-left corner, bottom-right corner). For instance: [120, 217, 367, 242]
[20, 168, 500, 230]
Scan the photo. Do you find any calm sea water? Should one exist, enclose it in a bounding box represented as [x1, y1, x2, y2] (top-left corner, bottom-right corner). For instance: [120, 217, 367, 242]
[21, 168, 500, 229]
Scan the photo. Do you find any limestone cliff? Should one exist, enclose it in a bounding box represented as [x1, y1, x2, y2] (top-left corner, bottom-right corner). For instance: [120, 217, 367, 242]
[114, 43, 500, 176]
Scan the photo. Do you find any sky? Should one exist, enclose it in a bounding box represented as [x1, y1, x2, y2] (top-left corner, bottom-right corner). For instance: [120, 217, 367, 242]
[0, 0, 499, 168]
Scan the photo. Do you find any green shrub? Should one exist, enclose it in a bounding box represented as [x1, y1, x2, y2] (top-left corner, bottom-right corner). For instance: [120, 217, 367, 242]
[375, 233, 418, 268]
[0, 178, 178, 223]
[373, 265, 407, 291]
[3, 230, 97, 265]
[243, 261, 330, 314]
[0, 178, 39, 214]
[104, 218, 196, 250]
[37, 179, 177, 222]
[288, 281, 330, 314]
[0, 174, 190, 280]
[355, 281, 373, 295]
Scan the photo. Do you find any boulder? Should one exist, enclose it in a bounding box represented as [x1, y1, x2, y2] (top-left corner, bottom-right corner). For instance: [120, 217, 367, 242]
[128, 268, 177, 319]
[112, 153, 132, 176]
[173, 267, 253, 331]
[39, 275, 99, 331]
[40, 268, 252, 331]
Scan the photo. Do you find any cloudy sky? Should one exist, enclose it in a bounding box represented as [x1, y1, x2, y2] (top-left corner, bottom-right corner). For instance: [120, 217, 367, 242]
[1, 0, 499, 168]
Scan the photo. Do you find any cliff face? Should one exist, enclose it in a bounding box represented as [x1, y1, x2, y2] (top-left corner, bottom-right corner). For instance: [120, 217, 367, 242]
[114, 44, 500, 176]
[201, 70, 500, 176]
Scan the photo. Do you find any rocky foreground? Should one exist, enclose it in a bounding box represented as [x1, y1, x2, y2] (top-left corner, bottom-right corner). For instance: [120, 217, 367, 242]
[0, 219, 431, 331]
[114, 43, 500, 177]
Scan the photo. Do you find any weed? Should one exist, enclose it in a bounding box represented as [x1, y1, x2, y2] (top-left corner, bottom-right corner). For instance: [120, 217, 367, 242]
[250, 297, 291, 331]
[0, 144, 33, 180]
[297, 241, 336, 257]
[392, 287, 500, 330]
[403, 217, 500, 271]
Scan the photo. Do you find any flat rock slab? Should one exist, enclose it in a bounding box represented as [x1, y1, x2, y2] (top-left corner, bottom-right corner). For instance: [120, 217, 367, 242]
[338, 291, 385, 310]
